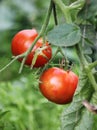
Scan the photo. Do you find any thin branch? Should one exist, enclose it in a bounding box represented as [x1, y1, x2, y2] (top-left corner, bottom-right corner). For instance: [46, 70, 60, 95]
[69, 0, 85, 10]
[76, 43, 97, 91]
[89, 61, 97, 70]
[76, 44, 88, 69]
[19, 0, 53, 73]
[0, 53, 25, 73]
[41, 46, 59, 73]
[19, 35, 41, 73]
[87, 70, 97, 91]
[82, 100, 97, 114]
[52, 1, 58, 25]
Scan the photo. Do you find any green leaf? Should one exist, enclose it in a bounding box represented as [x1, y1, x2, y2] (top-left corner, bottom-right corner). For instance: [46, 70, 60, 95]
[47, 24, 81, 47]
[79, 0, 97, 29]
[69, 0, 85, 21]
[93, 114, 97, 130]
[61, 71, 94, 130]
[75, 110, 93, 130]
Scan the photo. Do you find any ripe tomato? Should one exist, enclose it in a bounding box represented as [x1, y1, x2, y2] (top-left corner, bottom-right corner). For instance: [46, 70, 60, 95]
[11, 29, 52, 67]
[39, 67, 78, 104]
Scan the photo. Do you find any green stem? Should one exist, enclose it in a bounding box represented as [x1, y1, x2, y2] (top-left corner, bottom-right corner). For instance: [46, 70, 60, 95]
[0, 53, 25, 73]
[39, 0, 53, 35]
[69, 0, 85, 9]
[19, 0, 53, 73]
[76, 43, 88, 69]
[19, 121, 26, 130]
[19, 35, 41, 73]
[76, 44, 97, 91]
[28, 111, 34, 130]
[89, 61, 97, 70]
[52, 1, 58, 25]
[58, 47, 65, 57]
[85, 66, 97, 91]
[52, 0, 72, 23]
[41, 46, 59, 73]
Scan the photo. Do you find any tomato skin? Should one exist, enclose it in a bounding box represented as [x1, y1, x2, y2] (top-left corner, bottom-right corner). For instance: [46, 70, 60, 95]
[39, 67, 78, 104]
[11, 29, 52, 67]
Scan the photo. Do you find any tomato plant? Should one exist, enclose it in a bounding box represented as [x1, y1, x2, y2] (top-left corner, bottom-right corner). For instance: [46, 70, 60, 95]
[1, 0, 97, 130]
[11, 29, 52, 67]
[39, 67, 78, 104]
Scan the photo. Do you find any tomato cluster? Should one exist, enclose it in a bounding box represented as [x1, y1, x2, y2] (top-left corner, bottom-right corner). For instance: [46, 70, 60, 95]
[11, 28, 78, 105]
[11, 29, 52, 67]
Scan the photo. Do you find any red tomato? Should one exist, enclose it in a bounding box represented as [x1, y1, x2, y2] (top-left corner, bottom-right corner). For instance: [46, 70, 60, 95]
[39, 67, 78, 104]
[11, 29, 52, 67]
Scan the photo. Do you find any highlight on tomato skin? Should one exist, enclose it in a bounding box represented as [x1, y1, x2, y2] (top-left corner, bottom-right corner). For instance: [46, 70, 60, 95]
[39, 67, 79, 105]
[11, 29, 52, 67]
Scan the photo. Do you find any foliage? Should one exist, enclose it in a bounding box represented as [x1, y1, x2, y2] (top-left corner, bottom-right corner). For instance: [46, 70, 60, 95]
[47, 24, 81, 47]
[0, 72, 63, 130]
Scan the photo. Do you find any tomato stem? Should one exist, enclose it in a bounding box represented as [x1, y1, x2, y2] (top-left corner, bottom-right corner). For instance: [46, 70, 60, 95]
[18, 35, 41, 73]
[76, 44, 97, 92]
[0, 53, 25, 73]
[85, 66, 97, 91]
[69, 0, 85, 10]
[19, 1, 53, 73]
[89, 61, 97, 70]
[41, 46, 69, 72]
[41, 46, 59, 73]
[39, 0, 53, 36]
[76, 43, 88, 69]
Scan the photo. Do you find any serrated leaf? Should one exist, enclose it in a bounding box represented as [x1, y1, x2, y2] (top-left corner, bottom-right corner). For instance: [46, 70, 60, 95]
[47, 24, 81, 47]
[61, 71, 94, 130]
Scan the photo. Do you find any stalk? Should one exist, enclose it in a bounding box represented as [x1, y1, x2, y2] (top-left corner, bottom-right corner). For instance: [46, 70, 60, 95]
[0, 53, 25, 73]
[89, 61, 97, 70]
[52, 1, 58, 25]
[19, 0, 53, 73]
[76, 44, 97, 92]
